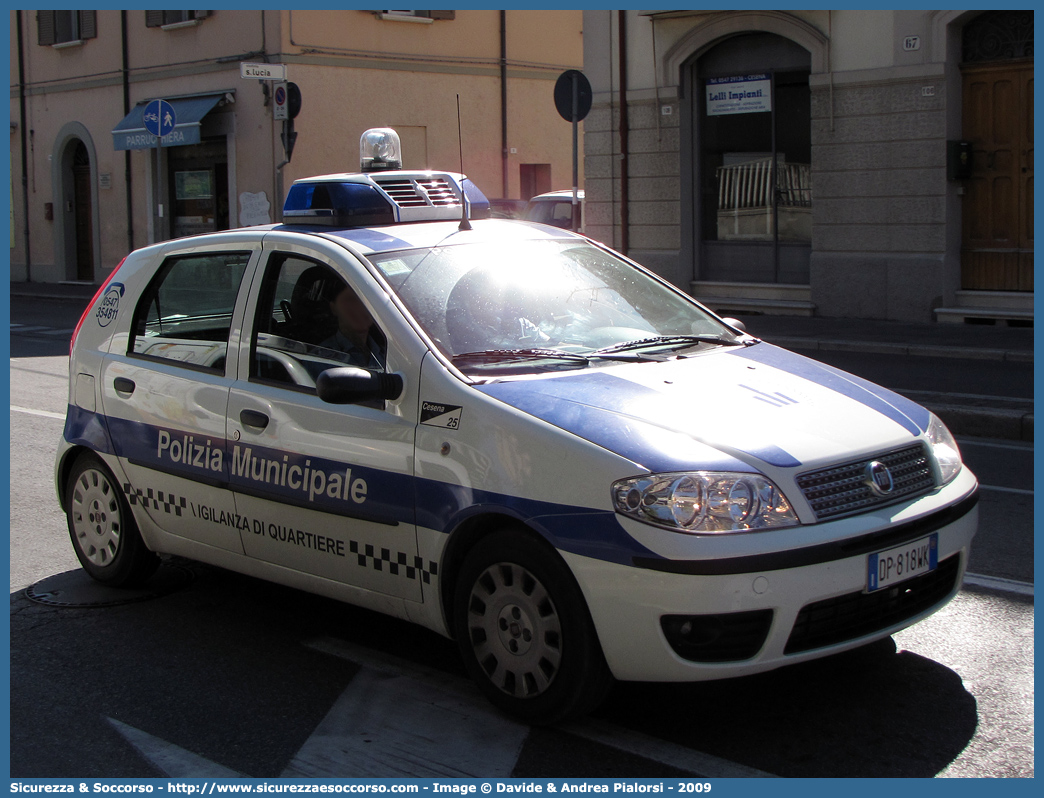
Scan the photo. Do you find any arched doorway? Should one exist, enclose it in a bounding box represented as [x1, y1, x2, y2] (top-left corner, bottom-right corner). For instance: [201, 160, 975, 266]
[688, 33, 812, 286]
[71, 141, 95, 281]
[960, 10, 1033, 292]
[53, 124, 100, 284]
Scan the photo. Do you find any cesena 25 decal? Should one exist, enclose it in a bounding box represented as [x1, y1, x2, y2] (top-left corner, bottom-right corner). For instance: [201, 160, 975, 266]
[420, 401, 462, 430]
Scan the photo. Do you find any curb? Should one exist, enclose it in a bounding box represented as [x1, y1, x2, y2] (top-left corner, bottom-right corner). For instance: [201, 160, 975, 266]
[902, 392, 1034, 443]
[769, 336, 1033, 364]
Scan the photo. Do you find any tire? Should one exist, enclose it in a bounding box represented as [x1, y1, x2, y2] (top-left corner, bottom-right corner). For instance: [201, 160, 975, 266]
[65, 453, 160, 587]
[453, 530, 614, 724]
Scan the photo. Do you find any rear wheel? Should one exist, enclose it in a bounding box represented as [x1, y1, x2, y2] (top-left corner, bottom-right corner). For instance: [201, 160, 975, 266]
[454, 530, 613, 724]
[65, 453, 159, 587]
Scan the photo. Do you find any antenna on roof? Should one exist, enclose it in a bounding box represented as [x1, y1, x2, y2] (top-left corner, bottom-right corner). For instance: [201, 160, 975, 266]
[456, 94, 472, 231]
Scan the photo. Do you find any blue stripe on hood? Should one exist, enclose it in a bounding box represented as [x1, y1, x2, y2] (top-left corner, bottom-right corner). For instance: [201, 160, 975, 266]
[477, 373, 762, 473]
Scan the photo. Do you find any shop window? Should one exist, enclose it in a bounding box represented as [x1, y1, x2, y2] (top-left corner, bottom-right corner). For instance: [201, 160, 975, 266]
[145, 11, 212, 29]
[37, 11, 97, 46]
[374, 11, 456, 22]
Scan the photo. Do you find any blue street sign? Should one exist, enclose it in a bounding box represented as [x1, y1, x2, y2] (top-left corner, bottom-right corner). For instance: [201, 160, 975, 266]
[143, 99, 177, 139]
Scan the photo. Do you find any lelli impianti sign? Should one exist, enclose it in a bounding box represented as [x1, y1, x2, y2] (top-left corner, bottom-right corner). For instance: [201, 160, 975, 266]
[706, 74, 772, 116]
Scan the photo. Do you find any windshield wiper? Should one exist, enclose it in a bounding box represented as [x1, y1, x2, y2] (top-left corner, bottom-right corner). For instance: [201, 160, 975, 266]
[592, 334, 753, 355]
[452, 348, 593, 366]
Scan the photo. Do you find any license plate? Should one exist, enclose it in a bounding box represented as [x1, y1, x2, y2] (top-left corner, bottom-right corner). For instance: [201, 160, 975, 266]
[867, 533, 938, 592]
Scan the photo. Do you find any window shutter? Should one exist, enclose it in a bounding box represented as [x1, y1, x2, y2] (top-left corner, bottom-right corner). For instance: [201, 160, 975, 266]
[193, 11, 211, 21]
[78, 10, 97, 40]
[37, 10, 56, 46]
[428, 11, 455, 21]
[145, 11, 164, 28]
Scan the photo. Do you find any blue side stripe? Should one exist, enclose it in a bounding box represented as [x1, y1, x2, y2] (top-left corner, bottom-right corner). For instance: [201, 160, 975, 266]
[62, 407, 663, 567]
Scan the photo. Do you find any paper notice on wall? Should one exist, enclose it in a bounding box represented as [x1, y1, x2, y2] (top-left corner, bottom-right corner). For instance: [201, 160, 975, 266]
[706, 74, 772, 116]
[239, 191, 272, 226]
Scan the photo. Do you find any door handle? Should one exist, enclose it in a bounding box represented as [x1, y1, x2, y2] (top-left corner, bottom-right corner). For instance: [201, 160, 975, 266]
[239, 409, 270, 430]
[113, 377, 135, 395]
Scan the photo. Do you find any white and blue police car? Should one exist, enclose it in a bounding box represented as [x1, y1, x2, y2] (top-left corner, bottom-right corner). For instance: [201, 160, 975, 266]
[57, 129, 978, 724]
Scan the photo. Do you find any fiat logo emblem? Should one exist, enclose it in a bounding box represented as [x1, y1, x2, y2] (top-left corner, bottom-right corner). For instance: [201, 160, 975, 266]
[865, 461, 895, 496]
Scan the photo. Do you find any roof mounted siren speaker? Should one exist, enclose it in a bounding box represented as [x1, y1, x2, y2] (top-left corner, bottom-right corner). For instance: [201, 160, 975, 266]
[360, 128, 402, 172]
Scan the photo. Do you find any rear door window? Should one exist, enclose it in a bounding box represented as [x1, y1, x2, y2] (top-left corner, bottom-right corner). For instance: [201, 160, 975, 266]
[129, 252, 251, 372]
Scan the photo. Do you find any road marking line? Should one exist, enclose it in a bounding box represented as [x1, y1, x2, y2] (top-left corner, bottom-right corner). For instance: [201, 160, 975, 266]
[963, 573, 1034, 597]
[10, 405, 65, 420]
[979, 484, 1033, 496]
[106, 718, 245, 777]
[560, 719, 775, 778]
[284, 659, 528, 777]
[305, 636, 776, 778]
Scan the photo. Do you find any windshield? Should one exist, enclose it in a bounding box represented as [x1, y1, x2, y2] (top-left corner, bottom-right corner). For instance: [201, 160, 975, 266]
[368, 239, 742, 373]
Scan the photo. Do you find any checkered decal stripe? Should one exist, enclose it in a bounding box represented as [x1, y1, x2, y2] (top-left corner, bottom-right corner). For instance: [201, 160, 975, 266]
[121, 483, 438, 584]
[350, 541, 439, 584]
[124, 484, 188, 516]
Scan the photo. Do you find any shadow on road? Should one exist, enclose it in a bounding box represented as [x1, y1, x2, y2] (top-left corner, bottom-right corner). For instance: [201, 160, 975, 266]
[10, 559, 978, 778]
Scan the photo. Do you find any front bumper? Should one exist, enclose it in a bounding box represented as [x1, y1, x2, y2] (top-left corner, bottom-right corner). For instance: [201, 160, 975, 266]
[566, 471, 979, 682]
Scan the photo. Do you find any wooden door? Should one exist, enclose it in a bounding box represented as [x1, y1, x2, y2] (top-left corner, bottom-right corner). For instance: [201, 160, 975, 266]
[961, 61, 1033, 291]
[72, 142, 94, 282]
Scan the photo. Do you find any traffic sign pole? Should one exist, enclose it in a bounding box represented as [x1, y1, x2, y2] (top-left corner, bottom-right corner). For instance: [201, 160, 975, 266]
[144, 99, 176, 242]
[554, 70, 592, 233]
[572, 72, 579, 232]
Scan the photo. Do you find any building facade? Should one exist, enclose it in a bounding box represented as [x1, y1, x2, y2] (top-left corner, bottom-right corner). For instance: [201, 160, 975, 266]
[10, 9, 584, 285]
[583, 9, 1033, 324]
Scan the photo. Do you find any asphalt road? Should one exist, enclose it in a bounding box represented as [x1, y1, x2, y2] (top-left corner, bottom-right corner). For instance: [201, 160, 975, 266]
[8, 297, 1035, 780]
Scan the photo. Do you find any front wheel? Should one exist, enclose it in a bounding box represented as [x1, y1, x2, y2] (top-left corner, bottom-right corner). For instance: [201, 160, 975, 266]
[65, 453, 159, 587]
[453, 530, 613, 724]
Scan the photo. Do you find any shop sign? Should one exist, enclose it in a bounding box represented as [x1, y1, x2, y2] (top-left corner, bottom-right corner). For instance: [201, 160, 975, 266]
[706, 74, 772, 116]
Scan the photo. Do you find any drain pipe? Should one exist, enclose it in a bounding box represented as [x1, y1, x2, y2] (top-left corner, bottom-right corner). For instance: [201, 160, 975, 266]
[500, 11, 509, 197]
[121, 10, 134, 253]
[617, 10, 629, 254]
[16, 11, 31, 282]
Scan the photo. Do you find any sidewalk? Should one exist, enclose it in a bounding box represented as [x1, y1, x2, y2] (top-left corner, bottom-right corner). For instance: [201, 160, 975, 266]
[732, 314, 1033, 364]
[732, 314, 1034, 442]
[9, 281, 1035, 440]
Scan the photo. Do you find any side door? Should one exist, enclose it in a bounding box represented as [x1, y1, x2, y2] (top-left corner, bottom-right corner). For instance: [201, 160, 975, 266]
[99, 240, 259, 552]
[227, 234, 425, 601]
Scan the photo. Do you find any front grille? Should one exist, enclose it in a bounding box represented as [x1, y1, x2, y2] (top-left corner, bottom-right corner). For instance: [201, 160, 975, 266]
[796, 443, 935, 520]
[784, 554, 960, 655]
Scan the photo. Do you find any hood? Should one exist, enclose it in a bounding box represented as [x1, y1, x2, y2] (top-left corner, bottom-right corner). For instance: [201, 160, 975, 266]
[476, 343, 931, 474]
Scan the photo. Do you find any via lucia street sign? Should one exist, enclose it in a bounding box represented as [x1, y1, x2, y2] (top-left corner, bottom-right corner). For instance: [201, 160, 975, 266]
[241, 62, 287, 81]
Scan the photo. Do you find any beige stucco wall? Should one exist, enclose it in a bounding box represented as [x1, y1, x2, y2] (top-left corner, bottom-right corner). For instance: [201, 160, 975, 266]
[10, 9, 582, 284]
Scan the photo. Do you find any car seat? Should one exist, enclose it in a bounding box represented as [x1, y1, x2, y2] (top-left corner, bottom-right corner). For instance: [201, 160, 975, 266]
[287, 265, 342, 346]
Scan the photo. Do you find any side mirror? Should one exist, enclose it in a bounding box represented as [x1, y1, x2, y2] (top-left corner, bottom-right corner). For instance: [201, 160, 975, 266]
[316, 367, 404, 404]
[721, 317, 746, 333]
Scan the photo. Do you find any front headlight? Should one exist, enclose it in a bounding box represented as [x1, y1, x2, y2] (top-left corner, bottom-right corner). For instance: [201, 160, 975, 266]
[926, 412, 962, 485]
[612, 472, 799, 533]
